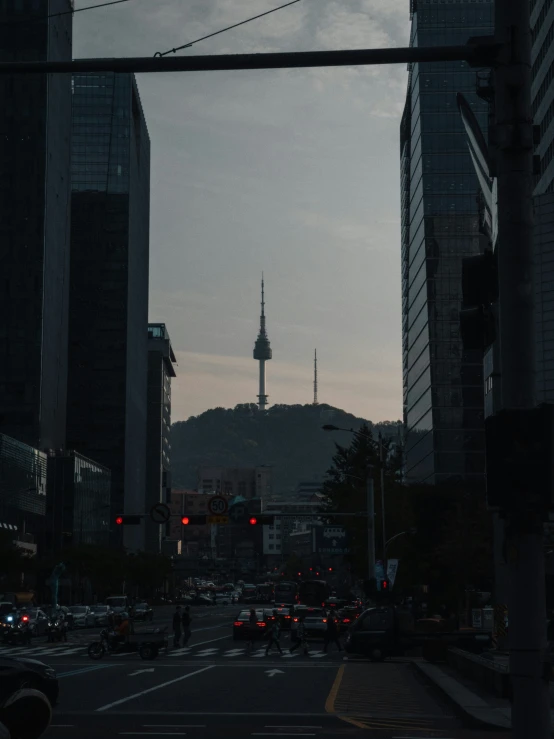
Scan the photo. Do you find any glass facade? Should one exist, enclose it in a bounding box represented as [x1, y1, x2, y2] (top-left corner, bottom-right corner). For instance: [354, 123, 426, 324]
[532, 0, 554, 194]
[0, 433, 47, 535]
[0, 1, 72, 450]
[145, 324, 176, 552]
[45, 450, 110, 551]
[67, 72, 150, 549]
[401, 0, 494, 484]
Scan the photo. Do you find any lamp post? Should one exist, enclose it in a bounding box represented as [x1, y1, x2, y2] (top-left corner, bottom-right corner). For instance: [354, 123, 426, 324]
[323, 425, 386, 578]
[385, 527, 417, 554]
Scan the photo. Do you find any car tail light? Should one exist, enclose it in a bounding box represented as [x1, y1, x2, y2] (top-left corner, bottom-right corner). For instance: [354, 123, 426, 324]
[322, 602, 325, 607]
[285, 615, 291, 619]
[322, 618, 327, 623]
[258, 622, 266, 627]
[342, 618, 351, 624]
[234, 621, 243, 627]
[21, 615, 29, 622]
[293, 617, 299, 622]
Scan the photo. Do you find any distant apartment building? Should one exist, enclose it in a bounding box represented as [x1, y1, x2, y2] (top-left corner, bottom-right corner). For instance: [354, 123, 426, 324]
[0, 1, 73, 451]
[262, 500, 324, 558]
[145, 324, 177, 552]
[66, 72, 150, 550]
[198, 467, 272, 499]
[400, 0, 494, 483]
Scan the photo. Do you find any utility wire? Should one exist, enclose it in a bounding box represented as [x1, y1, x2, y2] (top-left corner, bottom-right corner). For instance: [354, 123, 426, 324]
[154, 0, 302, 57]
[0, 0, 136, 25]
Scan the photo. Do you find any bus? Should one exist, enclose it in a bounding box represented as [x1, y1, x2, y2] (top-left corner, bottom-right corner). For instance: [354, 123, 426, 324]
[274, 581, 299, 606]
[299, 580, 330, 607]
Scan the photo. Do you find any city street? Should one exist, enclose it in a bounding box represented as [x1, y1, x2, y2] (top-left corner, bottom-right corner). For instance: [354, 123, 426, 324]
[0, 608, 509, 739]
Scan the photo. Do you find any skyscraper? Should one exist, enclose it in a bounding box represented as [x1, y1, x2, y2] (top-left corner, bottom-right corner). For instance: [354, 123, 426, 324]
[253, 277, 272, 410]
[66, 72, 150, 549]
[145, 323, 176, 553]
[0, 0, 73, 450]
[400, 0, 494, 484]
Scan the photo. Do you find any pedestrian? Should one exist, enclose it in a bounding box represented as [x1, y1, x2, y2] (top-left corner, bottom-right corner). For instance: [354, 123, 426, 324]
[182, 606, 192, 646]
[289, 616, 309, 655]
[173, 605, 182, 648]
[265, 610, 283, 656]
[246, 608, 258, 656]
[323, 610, 342, 653]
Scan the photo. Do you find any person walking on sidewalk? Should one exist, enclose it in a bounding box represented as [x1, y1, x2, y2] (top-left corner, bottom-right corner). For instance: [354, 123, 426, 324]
[172, 605, 182, 648]
[323, 610, 342, 653]
[265, 610, 283, 656]
[289, 616, 309, 656]
[181, 606, 192, 646]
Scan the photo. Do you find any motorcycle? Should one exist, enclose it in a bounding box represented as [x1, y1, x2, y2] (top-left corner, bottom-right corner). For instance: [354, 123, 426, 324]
[2, 616, 32, 646]
[47, 616, 68, 643]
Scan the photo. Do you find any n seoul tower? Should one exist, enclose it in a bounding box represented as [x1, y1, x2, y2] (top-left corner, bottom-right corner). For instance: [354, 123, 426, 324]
[253, 275, 272, 410]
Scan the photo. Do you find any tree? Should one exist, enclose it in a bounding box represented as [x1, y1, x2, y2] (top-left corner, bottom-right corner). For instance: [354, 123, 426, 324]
[0, 531, 32, 591]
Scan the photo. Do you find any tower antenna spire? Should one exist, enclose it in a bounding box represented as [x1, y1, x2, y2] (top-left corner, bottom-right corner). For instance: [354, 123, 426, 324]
[313, 349, 318, 405]
[253, 274, 272, 410]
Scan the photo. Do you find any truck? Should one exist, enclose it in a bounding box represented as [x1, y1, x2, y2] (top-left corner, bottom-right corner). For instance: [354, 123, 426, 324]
[344, 606, 492, 662]
[105, 595, 130, 614]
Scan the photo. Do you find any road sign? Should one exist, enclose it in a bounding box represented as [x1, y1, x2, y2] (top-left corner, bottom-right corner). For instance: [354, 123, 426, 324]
[313, 526, 350, 555]
[229, 503, 249, 523]
[208, 496, 228, 516]
[150, 503, 170, 524]
[207, 515, 229, 525]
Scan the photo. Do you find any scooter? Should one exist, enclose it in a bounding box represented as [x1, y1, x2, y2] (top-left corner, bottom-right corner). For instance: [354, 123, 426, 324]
[2, 616, 32, 646]
[47, 616, 68, 643]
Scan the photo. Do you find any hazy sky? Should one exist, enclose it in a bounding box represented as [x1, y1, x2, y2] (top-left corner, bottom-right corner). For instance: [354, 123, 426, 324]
[74, 0, 409, 423]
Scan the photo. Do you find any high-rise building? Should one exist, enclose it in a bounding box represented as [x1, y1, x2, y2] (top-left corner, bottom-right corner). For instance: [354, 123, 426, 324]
[198, 466, 272, 499]
[533, 0, 554, 197]
[66, 72, 150, 550]
[400, 0, 494, 484]
[0, 1, 73, 450]
[145, 324, 176, 552]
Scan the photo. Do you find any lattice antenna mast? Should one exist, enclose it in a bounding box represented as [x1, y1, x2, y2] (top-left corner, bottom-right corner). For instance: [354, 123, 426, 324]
[313, 349, 318, 405]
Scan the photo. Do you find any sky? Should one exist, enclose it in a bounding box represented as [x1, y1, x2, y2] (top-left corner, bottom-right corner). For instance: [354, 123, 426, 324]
[74, 0, 410, 424]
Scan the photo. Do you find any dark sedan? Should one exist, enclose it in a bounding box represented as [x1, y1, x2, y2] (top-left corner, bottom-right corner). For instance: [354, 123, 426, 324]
[133, 602, 154, 622]
[0, 656, 59, 707]
[233, 610, 266, 640]
[337, 607, 363, 632]
[263, 607, 292, 631]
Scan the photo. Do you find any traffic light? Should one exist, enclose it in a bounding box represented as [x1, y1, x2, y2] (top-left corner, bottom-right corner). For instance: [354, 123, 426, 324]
[381, 579, 390, 591]
[115, 515, 141, 525]
[181, 515, 207, 525]
[328, 567, 333, 572]
[247, 515, 275, 525]
[459, 237, 498, 352]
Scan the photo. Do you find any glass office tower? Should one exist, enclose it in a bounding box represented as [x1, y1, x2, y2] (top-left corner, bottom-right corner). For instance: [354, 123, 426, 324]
[400, 0, 494, 483]
[0, 1, 72, 450]
[67, 73, 150, 549]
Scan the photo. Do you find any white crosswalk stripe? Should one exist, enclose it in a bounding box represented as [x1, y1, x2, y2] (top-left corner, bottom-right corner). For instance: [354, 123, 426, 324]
[194, 648, 219, 656]
[168, 648, 191, 657]
[223, 649, 245, 657]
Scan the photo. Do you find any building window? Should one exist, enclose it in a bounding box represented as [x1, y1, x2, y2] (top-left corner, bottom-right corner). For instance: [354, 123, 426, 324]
[269, 534, 274, 539]
[269, 544, 274, 550]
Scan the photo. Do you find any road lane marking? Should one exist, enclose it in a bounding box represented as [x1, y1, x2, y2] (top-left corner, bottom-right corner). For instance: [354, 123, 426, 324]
[265, 728, 323, 730]
[251, 734, 316, 737]
[223, 649, 245, 657]
[325, 664, 344, 713]
[96, 665, 215, 712]
[129, 669, 155, 676]
[194, 648, 219, 656]
[143, 726, 206, 729]
[120, 734, 187, 736]
[58, 665, 116, 678]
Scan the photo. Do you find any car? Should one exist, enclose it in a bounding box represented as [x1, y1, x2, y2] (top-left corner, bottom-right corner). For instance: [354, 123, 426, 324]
[0, 655, 59, 707]
[133, 602, 154, 622]
[215, 592, 232, 605]
[263, 607, 292, 631]
[18, 609, 49, 637]
[233, 609, 266, 640]
[300, 607, 328, 640]
[195, 595, 214, 606]
[337, 607, 363, 632]
[90, 605, 113, 627]
[68, 605, 95, 628]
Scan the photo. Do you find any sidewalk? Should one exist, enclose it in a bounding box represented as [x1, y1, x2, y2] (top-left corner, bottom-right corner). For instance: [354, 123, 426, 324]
[413, 656, 554, 730]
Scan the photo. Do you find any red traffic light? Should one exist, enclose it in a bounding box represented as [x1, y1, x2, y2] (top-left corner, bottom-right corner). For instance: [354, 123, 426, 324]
[115, 516, 123, 525]
[181, 516, 190, 525]
[381, 579, 389, 590]
[328, 567, 333, 572]
[249, 517, 257, 525]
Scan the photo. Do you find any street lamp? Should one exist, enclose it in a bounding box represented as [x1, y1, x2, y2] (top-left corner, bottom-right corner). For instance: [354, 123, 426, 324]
[385, 527, 417, 554]
[323, 424, 387, 580]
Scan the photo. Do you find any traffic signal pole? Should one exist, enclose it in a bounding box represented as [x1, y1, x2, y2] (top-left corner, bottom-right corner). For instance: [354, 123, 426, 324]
[493, 0, 550, 735]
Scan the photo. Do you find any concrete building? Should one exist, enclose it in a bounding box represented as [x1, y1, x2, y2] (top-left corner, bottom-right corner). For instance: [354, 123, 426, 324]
[198, 467, 272, 500]
[145, 324, 176, 552]
[0, 1, 73, 451]
[262, 500, 324, 559]
[66, 72, 150, 550]
[400, 0, 494, 483]
[45, 450, 110, 552]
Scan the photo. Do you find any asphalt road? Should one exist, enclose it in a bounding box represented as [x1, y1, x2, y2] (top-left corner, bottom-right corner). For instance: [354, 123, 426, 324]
[3, 607, 512, 739]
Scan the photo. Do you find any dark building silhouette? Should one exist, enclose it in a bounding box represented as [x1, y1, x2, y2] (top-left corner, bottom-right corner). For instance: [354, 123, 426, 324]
[145, 324, 176, 552]
[400, 0, 494, 483]
[0, 1, 72, 450]
[66, 72, 150, 549]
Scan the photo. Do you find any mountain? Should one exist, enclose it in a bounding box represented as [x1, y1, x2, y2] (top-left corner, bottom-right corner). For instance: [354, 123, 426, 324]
[170, 403, 402, 494]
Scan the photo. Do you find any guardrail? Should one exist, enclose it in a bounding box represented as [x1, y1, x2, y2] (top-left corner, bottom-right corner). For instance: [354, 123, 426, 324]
[447, 647, 512, 700]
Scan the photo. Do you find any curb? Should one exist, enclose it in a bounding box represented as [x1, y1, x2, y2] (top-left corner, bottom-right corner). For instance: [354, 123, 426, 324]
[413, 660, 511, 730]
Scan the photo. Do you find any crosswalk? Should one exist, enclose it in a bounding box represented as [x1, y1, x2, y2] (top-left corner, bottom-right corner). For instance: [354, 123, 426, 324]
[0, 644, 332, 660]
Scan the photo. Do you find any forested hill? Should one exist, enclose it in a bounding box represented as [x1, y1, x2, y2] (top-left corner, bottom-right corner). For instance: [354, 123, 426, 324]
[171, 403, 402, 494]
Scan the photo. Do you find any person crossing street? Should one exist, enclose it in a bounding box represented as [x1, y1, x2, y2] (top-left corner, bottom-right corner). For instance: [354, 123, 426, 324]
[181, 606, 192, 646]
[172, 605, 182, 648]
[265, 610, 283, 656]
[289, 616, 309, 655]
[323, 609, 342, 653]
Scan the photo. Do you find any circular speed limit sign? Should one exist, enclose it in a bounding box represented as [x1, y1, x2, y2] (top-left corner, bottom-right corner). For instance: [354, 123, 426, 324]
[208, 496, 228, 516]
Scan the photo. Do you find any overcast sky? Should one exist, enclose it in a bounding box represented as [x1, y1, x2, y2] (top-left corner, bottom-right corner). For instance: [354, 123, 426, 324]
[74, 0, 409, 423]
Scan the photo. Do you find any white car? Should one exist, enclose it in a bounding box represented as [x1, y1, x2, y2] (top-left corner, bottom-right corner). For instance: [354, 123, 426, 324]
[91, 605, 113, 627]
[68, 605, 95, 628]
